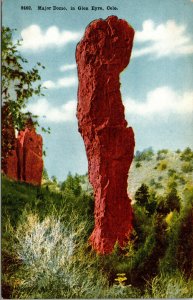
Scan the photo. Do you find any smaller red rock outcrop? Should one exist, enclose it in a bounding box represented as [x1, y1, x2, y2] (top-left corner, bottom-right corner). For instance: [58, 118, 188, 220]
[2, 112, 43, 186]
[3, 145, 18, 181]
[19, 127, 43, 185]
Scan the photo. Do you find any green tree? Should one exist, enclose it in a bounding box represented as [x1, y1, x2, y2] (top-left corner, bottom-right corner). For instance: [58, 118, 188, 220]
[166, 188, 181, 212]
[181, 162, 193, 173]
[135, 161, 141, 168]
[157, 188, 181, 215]
[2, 27, 49, 165]
[177, 204, 193, 277]
[51, 175, 58, 184]
[180, 147, 193, 161]
[42, 168, 49, 181]
[61, 173, 82, 197]
[135, 184, 158, 216]
[135, 148, 154, 162]
[156, 160, 168, 171]
[156, 196, 170, 215]
[168, 169, 176, 177]
[156, 149, 168, 160]
[176, 149, 181, 154]
[146, 190, 158, 215]
[135, 184, 149, 207]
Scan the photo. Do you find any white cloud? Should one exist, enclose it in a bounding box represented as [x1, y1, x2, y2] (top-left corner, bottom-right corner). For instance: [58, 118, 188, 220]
[27, 98, 76, 122]
[20, 25, 82, 51]
[42, 80, 56, 89]
[43, 76, 77, 89]
[57, 77, 77, 87]
[133, 20, 193, 58]
[59, 63, 76, 72]
[124, 86, 193, 117]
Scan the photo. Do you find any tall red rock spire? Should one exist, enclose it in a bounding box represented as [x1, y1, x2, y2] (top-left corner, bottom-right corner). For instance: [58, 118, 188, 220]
[76, 16, 135, 254]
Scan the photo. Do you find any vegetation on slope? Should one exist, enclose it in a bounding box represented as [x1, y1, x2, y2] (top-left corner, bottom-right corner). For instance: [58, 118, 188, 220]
[129, 147, 193, 200]
[2, 148, 193, 298]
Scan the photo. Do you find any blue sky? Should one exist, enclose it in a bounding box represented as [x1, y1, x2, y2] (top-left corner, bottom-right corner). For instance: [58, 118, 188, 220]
[2, 0, 193, 180]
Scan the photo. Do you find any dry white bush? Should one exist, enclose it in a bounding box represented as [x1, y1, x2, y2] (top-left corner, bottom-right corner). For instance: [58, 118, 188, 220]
[14, 214, 105, 298]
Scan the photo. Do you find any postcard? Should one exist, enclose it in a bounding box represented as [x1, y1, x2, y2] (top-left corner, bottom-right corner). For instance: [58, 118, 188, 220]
[2, 0, 193, 298]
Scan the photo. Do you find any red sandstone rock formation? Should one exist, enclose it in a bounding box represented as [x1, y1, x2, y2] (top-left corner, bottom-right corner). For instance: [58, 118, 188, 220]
[4, 148, 18, 181]
[76, 16, 135, 254]
[2, 110, 43, 186]
[17, 126, 43, 186]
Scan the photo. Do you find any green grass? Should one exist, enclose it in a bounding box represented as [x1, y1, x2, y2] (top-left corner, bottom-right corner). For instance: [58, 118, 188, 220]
[2, 148, 193, 298]
[144, 271, 193, 298]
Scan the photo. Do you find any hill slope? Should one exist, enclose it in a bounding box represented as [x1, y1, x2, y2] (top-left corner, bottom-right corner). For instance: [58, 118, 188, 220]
[128, 148, 193, 199]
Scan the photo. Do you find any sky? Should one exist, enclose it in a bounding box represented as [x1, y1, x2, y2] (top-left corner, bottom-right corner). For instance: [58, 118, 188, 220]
[2, 0, 193, 181]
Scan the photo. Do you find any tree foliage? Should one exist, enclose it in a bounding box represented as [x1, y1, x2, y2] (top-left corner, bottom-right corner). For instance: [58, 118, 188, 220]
[135, 148, 154, 162]
[61, 173, 82, 197]
[135, 184, 150, 207]
[180, 147, 193, 162]
[2, 27, 49, 164]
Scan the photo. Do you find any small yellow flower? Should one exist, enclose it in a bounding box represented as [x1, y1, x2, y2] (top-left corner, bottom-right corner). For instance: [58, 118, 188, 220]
[114, 273, 127, 286]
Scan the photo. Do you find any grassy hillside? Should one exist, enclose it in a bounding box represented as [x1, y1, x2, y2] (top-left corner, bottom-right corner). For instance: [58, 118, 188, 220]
[128, 148, 193, 200]
[2, 148, 193, 298]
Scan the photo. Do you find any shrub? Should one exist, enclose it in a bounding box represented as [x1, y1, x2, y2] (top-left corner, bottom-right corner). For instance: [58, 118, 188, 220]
[12, 214, 108, 299]
[135, 161, 141, 168]
[168, 168, 176, 177]
[161, 162, 167, 170]
[167, 177, 178, 189]
[127, 213, 167, 283]
[180, 147, 193, 161]
[132, 205, 150, 245]
[159, 211, 181, 273]
[51, 175, 58, 183]
[181, 162, 193, 173]
[150, 179, 163, 189]
[176, 203, 193, 277]
[177, 175, 186, 185]
[156, 160, 168, 171]
[155, 182, 163, 189]
[156, 149, 168, 160]
[144, 272, 193, 298]
[135, 148, 154, 162]
[149, 179, 156, 186]
[42, 167, 49, 181]
[103, 282, 141, 298]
